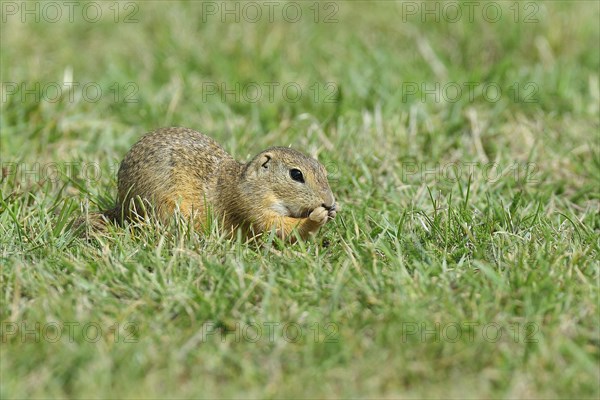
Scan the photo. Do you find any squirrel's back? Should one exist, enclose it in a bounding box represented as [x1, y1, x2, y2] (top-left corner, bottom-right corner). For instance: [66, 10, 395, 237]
[116, 127, 235, 222]
[78, 126, 337, 241]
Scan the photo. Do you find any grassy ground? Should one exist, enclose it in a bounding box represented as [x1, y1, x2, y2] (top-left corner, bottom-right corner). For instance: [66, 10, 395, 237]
[1, 1, 599, 398]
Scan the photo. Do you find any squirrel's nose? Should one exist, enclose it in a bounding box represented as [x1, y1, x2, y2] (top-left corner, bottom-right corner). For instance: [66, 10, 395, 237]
[322, 195, 335, 210]
[322, 192, 335, 209]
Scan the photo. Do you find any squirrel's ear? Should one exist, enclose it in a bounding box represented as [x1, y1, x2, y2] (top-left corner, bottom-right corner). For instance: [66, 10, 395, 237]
[259, 154, 272, 169]
[248, 153, 272, 178]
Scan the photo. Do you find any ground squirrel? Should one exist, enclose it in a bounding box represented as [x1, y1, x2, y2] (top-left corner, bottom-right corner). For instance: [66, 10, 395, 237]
[92, 127, 337, 241]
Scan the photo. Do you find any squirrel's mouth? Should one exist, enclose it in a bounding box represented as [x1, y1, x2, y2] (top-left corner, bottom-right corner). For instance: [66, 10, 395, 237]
[286, 207, 311, 219]
[299, 209, 312, 218]
[273, 202, 310, 219]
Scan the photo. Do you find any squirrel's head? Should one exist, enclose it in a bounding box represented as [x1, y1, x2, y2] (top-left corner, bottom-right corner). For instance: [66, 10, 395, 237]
[242, 147, 336, 218]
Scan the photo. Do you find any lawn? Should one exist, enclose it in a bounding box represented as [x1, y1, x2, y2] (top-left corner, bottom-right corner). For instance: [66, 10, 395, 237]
[1, 1, 599, 398]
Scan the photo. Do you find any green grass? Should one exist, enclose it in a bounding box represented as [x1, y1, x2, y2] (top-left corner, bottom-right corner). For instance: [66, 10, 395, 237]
[1, 1, 599, 398]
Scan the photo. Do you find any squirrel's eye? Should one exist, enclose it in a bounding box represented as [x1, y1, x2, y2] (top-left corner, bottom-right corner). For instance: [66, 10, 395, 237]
[290, 168, 304, 183]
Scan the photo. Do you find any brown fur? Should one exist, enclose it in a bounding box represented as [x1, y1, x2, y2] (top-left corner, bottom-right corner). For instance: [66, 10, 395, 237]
[82, 127, 337, 241]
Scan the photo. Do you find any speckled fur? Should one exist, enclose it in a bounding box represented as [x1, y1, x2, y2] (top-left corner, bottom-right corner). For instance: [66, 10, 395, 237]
[100, 127, 336, 241]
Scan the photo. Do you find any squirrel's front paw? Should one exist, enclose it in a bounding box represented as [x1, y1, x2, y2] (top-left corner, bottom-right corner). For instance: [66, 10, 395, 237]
[309, 206, 329, 226]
